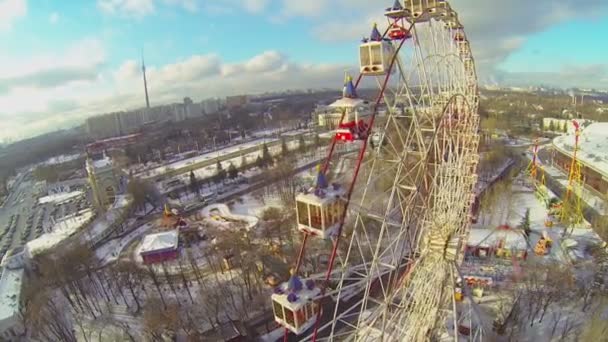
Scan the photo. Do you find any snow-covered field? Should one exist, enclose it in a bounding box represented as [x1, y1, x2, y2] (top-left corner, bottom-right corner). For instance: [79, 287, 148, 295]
[95, 222, 154, 266]
[83, 194, 132, 243]
[158, 140, 301, 191]
[137, 132, 309, 180]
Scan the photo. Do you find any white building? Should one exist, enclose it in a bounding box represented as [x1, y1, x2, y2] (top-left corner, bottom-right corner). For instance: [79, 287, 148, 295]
[552, 122, 608, 197]
[86, 155, 118, 210]
[0, 248, 25, 270]
[0, 267, 25, 341]
[202, 98, 221, 114]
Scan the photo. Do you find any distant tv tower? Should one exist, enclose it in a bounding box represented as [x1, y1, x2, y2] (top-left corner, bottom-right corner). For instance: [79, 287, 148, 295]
[142, 51, 150, 108]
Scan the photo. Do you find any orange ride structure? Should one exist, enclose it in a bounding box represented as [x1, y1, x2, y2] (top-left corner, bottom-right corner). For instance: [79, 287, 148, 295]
[559, 120, 585, 233]
[527, 138, 549, 204]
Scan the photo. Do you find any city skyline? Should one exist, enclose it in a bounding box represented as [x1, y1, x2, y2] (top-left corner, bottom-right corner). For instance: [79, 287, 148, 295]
[1, 0, 608, 141]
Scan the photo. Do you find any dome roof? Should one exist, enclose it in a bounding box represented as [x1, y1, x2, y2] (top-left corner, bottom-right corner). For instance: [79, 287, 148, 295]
[316, 171, 328, 189]
[343, 75, 357, 99]
[370, 23, 383, 41]
[287, 275, 303, 292]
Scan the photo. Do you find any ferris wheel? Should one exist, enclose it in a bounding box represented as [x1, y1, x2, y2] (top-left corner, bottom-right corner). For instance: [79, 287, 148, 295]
[270, 1, 481, 341]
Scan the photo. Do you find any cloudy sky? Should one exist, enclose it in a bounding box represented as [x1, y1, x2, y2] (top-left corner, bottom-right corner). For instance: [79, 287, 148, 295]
[1, 0, 607, 141]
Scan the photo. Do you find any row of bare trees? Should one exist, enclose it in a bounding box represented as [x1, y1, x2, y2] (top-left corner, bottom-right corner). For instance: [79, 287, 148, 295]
[493, 260, 607, 341]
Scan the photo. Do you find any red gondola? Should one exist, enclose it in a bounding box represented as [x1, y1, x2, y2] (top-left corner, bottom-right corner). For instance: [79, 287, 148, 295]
[388, 24, 411, 41]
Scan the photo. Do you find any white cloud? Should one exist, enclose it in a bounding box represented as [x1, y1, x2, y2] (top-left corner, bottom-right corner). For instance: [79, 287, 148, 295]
[97, 0, 155, 18]
[0, 0, 27, 32]
[280, 0, 328, 17]
[0, 38, 105, 86]
[162, 0, 197, 12]
[0, 49, 348, 141]
[241, 0, 269, 13]
[49, 11, 59, 24]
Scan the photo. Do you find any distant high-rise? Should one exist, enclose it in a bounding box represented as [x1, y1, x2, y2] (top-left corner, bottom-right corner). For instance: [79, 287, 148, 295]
[142, 53, 150, 109]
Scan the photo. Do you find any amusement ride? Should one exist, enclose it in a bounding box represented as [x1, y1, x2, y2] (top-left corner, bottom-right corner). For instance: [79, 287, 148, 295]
[271, 0, 482, 340]
[559, 120, 585, 234]
[527, 139, 549, 203]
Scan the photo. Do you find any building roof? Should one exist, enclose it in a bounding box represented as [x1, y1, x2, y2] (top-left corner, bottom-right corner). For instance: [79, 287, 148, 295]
[140, 230, 179, 255]
[92, 156, 113, 169]
[0, 268, 24, 323]
[38, 190, 84, 205]
[328, 97, 366, 109]
[553, 122, 608, 178]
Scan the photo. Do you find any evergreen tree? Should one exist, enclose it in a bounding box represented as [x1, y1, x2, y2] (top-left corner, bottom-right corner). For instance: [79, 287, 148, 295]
[227, 163, 238, 180]
[281, 137, 289, 156]
[189, 170, 198, 195]
[215, 161, 226, 184]
[255, 156, 264, 169]
[240, 154, 248, 169]
[298, 135, 306, 153]
[520, 208, 531, 237]
[261, 143, 273, 167]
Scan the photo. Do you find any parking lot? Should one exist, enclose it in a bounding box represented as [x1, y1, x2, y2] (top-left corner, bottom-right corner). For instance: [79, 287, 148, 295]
[0, 172, 93, 260]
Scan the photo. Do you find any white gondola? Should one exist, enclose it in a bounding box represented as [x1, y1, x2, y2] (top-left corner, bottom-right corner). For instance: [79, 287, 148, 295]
[385, 0, 410, 18]
[428, 0, 450, 19]
[405, 0, 449, 22]
[360, 41, 395, 76]
[444, 13, 463, 30]
[360, 24, 395, 76]
[296, 183, 346, 239]
[271, 275, 321, 335]
[458, 40, 470, 56]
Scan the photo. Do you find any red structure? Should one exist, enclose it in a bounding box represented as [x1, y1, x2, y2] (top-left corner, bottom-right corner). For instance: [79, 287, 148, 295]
[336, 120, 369, 142]
[86, 133, 142, 155]
[388, 24, 411, 40]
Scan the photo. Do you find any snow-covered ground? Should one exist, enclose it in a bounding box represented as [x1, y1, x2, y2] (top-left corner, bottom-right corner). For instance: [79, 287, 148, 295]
[157, 140, 301, 192]
[200, 203, 259, 230]
[137, 133, 308, 180]
[95, 222, 154, 266]
[43, 153, 82, 166]
[83, 194, 132, 243]
[463, 171, 607, 342]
